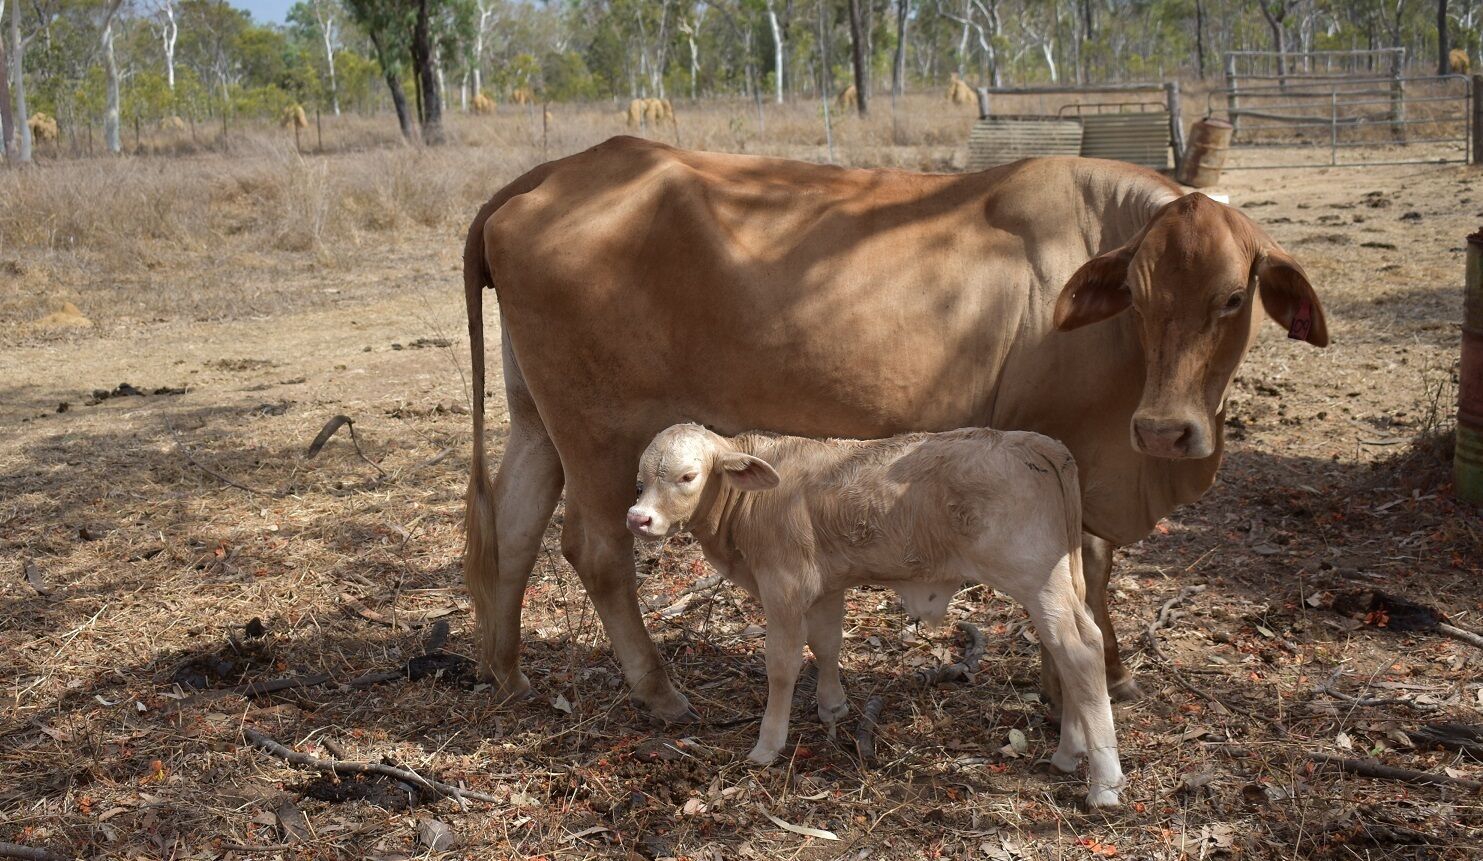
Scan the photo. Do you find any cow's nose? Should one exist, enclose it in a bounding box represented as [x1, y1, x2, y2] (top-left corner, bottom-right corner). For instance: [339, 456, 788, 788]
[1133, 416, 1198, 459]
[626, 510, 653, 532]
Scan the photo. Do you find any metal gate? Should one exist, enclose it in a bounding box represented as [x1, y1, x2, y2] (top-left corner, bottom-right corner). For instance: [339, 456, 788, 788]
[1207, 50, 1473, 168]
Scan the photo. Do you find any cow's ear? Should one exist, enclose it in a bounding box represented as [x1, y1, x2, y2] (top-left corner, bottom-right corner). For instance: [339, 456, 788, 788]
[1054, 247, 1134, 331]
[1257, 247, 1328, 347]
[718, 452, 780, 491]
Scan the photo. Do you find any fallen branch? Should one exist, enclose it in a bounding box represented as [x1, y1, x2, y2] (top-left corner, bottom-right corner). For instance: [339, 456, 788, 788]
[0, 842, 73, 861]
[1143, 585, 1289, 736]
[1308, 752, 1483, 790]
[1319, 668, 1440, 712]
[854, 695, 885, 765]
[1438, 623, 1483, 650]
[242, 727, 498, 805]
[166, 419, 282, 497]
[22, 559, 51, 597]
[306, 415, 385, 476]
[911, 622, 985, 686]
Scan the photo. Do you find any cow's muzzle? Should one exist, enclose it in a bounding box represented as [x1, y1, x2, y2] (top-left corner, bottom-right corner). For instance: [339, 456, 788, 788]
[1132, 414, 1212, 459]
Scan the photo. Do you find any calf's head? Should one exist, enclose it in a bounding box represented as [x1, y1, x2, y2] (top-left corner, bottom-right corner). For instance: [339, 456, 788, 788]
[1053, 193, 1327, 460]
[627, 424, 780, 540]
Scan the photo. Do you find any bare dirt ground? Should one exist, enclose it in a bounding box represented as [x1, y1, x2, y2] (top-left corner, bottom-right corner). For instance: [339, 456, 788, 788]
[2, 121, 1482, 860]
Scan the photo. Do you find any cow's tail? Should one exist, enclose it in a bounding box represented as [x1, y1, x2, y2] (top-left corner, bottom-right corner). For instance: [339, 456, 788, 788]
[1034, 442, 1085, 605]
[463, 195, 502, 640]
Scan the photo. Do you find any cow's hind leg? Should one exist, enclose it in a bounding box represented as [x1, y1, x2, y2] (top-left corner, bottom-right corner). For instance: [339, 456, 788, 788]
[1083, 534, 1140, 701]
[561, 481, 693, 723]
[467, 344, 564, 701]
[806, 590, 848, 726]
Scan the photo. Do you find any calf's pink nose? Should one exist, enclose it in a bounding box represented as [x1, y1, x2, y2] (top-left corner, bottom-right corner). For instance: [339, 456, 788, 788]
[626, 510, 652, 531]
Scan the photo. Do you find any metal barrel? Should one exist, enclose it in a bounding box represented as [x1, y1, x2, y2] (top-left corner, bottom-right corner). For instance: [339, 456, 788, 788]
[1176, 118, 1234, 188]
[1459, 231, 1483, 504]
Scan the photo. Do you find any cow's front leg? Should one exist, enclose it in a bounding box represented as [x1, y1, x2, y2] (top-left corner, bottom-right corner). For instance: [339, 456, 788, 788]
[806, 590, 849, 726]
[1082, 534, 1139, 701]
[750, 596, 806, 765]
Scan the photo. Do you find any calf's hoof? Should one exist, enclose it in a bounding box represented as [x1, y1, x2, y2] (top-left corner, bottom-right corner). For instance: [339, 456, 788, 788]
[1048, 749, 1081, 775]
[817, 700, 850, 725]
[1108, 675, 1143, 702]
[489, 671, 533, 705]
[1085, 787, 1121, 809]
[747, 744, 780, 766]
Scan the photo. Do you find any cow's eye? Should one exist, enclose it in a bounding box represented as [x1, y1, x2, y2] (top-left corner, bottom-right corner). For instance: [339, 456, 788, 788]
[635, 481, 645, 498]
[679, 472, 698, 484]
[1221, 292, 1245, 315]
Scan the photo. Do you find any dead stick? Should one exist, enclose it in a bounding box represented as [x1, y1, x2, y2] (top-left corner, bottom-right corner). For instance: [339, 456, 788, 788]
[242, 727, 498, 804]
[912, 622, 986, 686]
[1143, 585, 1289, 735]
[1308, 752, 1483, 790]
[855, 695, 885, 764]
[1438, 623, 1483, 649]
[1319, 668, 1439, 712]
[0, 843, 73, 861]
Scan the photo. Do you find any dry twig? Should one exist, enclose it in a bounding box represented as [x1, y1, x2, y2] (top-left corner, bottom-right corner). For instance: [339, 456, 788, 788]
[241, 727, 498, 805]
[306, 415, 385, 476]
[1319, 668, 1440, 712]
[1308, 752, 1483, 790]
[1143, 584, 1289, 735]
[855, 695, 885, 765]
[0, 842, 72, 861]
[911, 621, 985, 686]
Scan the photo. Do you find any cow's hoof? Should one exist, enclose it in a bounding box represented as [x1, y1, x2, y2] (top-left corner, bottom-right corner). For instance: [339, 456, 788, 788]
[1085, 787, 1121, 809]
[1108, 675, 1143, 702]
[747, 745, 780, 766]
[635, 689, 697, 724]
[818, 700, 850, 725]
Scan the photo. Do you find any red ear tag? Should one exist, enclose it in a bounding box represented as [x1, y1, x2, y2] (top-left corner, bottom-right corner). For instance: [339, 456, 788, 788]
[1287, 299, 1313, 341]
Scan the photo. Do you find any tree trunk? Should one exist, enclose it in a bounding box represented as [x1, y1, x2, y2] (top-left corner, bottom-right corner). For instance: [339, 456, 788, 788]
[1438, 0, 1450, 75]
[321, 17, 339, 114]
[10, 0, 29, 163]
[163, 2, 178, 91]
[412, 0, 443, 144]
[0, 0, 14, 164]
[892, 0, 908, 98]
[103, 16, 122, 153]
[847, 0, 869, 115]
[369, 30, 415, 141]
[1259, 1, 1288, 86]
[766, 0, 783, 104]
[1194, 0, 1207, 79]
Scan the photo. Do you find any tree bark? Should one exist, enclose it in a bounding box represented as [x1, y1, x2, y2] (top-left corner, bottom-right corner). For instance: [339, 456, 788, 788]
[1438, 0, 1450, 75]
[1259, 1, 1288, 87]
[9, 0, 29, 163]
[0, 0, 14, 163]
[892, 0, 908, 99]
[847, 0, 868, 115]
[766, 0, 783, 104]
[411, 0, 443, 144]
[369, 30, 414, 141]
[103, 0, 124, 154]
[1194, 0, 1207, 79]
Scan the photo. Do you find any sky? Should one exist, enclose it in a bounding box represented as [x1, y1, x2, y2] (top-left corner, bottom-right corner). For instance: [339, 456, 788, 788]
[238, 0, 295, 25]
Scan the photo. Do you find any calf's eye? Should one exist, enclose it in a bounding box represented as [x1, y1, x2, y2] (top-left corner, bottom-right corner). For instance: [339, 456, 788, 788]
[635, 481, 645, 498]
[679, 472, 698, 484]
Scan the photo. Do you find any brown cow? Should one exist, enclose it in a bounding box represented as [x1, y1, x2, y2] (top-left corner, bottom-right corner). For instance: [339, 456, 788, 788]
[463, 138, 1327, 721]
[628, 423, 1122, 806]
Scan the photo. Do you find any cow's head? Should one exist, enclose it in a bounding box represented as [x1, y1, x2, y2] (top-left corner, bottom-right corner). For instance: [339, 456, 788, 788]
[1053, 193, 1326, 459]
[627, 423, 780, 540]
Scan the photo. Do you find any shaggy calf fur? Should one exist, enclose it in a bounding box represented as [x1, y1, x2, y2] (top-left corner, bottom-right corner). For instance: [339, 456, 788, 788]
[627, 423, 1123, 807]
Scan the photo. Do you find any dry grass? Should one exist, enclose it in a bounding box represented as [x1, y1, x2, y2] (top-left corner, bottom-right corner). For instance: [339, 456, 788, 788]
[2, 96, 1482, 860]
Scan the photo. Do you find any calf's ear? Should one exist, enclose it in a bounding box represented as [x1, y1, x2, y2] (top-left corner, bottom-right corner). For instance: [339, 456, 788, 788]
[718, 452, 781, 491]
[1054, 247, 1135, 331]
[1257, 247, 1328, 347]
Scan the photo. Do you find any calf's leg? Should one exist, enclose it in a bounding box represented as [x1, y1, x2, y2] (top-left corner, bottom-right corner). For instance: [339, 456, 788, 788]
[1030, 570, 1122, 809]
[750, 588, 807, 764]
[806, 590, 849, 725]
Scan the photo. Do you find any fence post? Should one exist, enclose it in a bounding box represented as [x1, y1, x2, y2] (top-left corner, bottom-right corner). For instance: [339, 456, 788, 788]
[1165, 81, 1185, 173]
[1389, 49, 1405, 141]
[1330, 91, 1338, 166]
[976, 87, 990, 120]
[1224, 54, 1240, 139]
[1473, 75, 1483, 164]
